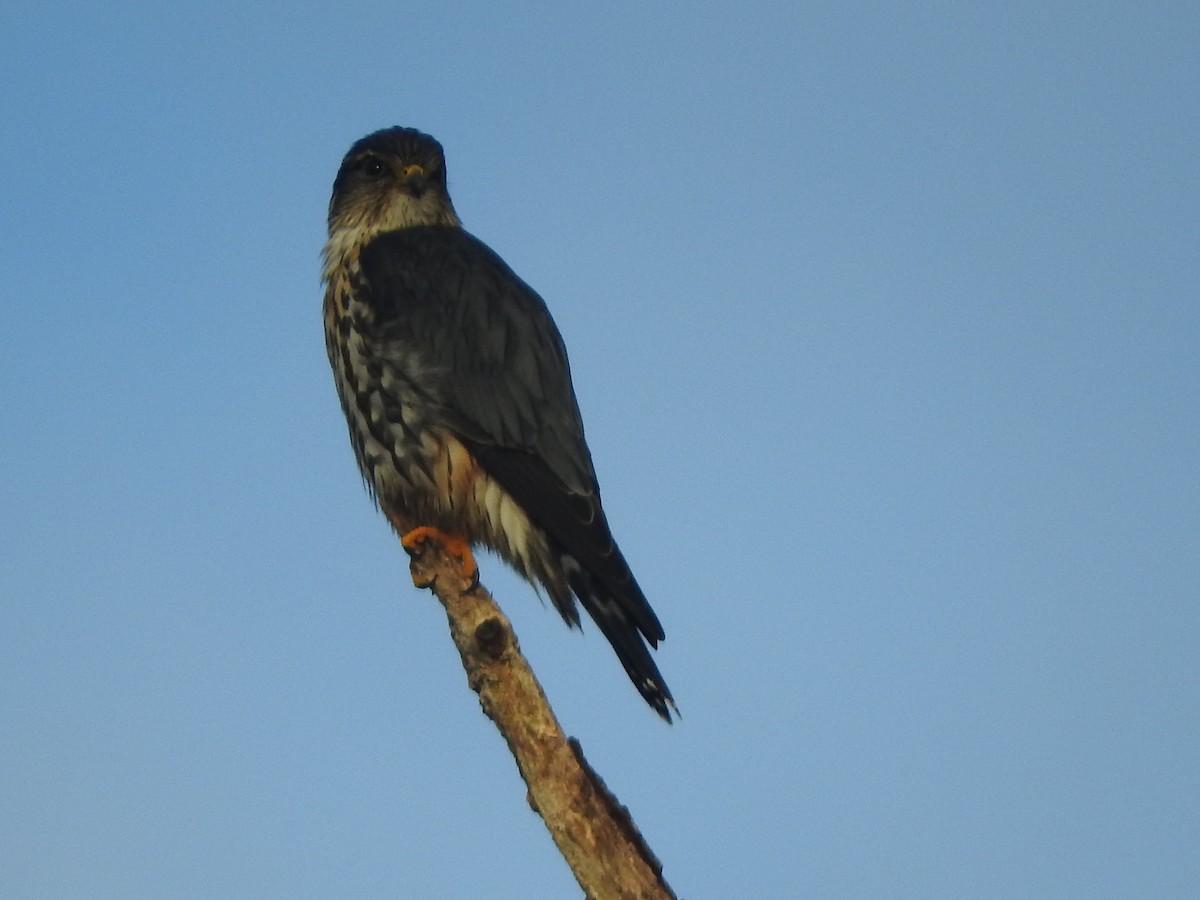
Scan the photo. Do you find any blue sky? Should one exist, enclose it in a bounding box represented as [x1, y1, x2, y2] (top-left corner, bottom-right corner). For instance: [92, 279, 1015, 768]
[2, 3, 1197, 897]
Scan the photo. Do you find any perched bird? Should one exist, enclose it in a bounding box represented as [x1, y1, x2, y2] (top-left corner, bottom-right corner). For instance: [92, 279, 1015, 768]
[322, 127, 675, 720]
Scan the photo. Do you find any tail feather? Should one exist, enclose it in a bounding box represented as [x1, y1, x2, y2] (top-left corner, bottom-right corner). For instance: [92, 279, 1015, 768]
[564, 556, 676, 722]
[459, 440, 674, 719]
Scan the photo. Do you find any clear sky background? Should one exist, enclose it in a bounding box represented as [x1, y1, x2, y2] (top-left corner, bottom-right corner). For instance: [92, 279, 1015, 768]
[2, 3, 1196, 898]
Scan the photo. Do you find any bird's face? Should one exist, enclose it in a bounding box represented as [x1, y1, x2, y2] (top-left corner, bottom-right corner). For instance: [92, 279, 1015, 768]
[324, 127, 461, 275]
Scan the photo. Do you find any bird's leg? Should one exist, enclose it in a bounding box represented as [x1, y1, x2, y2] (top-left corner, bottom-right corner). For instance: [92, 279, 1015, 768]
[400, 525, 480, 589]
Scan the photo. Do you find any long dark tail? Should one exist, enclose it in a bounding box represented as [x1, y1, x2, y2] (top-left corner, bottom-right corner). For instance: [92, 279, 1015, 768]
[563, 555, 676, 721]
[462, 440, 676, 720]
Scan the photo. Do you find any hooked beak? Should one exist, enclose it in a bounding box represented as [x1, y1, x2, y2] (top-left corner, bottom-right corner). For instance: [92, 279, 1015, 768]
[400, 163, 428, 196]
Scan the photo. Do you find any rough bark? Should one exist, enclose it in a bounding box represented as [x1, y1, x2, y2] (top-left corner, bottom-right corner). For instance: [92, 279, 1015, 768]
[401, 530, 676, 900]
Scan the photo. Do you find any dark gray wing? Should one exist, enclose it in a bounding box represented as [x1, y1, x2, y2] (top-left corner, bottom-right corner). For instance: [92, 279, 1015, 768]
[357, 227, 665, 645]
[359, 226, 595, 493]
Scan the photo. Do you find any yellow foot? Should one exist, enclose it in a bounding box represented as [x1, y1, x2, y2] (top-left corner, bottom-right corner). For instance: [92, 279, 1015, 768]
[400, 526, 479, 587]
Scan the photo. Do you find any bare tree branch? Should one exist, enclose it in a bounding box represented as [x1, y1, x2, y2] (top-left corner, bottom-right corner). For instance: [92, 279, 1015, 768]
[401, 530, 676, 900]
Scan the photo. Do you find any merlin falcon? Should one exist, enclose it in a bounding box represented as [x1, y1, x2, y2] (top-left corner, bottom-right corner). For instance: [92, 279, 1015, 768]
[322, 127, 675, 720]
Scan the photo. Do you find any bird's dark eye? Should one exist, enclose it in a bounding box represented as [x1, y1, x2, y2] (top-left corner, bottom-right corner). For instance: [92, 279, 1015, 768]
[360, 156, 387, 177]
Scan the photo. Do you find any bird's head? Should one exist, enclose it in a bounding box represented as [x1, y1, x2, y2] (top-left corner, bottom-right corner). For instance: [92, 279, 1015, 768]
[324, 127, 461, 275]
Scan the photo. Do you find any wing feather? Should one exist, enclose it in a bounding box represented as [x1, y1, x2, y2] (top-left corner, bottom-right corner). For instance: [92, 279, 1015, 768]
[359, 227, 595, 493]
[358, 225, 669, 708]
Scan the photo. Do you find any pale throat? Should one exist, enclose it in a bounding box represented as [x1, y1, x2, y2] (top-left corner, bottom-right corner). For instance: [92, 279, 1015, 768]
[322, 192, 461, 283]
